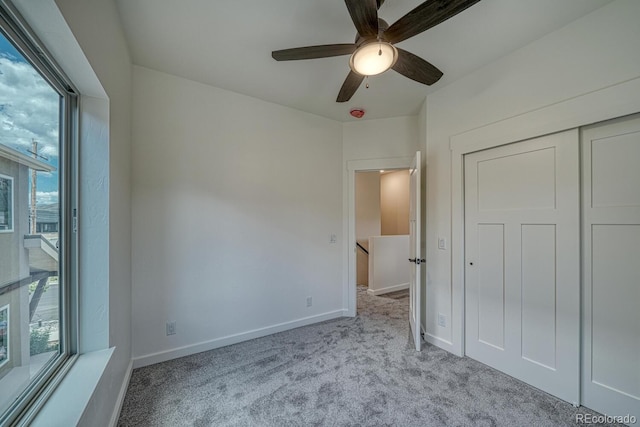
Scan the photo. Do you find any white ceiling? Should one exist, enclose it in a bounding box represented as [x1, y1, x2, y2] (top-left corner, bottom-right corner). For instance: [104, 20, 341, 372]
[115, 0, 611, 122]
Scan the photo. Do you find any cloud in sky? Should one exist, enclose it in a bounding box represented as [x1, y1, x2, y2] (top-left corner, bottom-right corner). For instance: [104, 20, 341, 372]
[35, 191, 58, 205]
[0, 55, 60, 159]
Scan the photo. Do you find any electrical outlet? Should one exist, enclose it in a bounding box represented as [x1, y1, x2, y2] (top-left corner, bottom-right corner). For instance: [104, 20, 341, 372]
[437, 313, 447, 328]
[166, 321, 176, 336]
[306, 296, 313, 307]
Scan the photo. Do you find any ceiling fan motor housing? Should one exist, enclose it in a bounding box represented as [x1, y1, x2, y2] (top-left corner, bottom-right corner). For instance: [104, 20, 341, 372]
[354, 18, 390, 44]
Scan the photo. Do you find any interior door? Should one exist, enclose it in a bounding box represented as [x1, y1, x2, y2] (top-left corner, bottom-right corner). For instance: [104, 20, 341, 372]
[464, 130, 580, 404]
[409, 151, 421, 351]
[581, 114, 640, 421]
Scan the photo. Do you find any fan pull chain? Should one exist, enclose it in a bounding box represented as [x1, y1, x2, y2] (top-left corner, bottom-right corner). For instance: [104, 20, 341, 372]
[365, 76, 369, 89]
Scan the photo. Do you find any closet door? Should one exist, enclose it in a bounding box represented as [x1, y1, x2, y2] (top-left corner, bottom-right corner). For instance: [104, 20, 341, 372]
[464, 130, 580, 404]
[582, 114, 640, 420]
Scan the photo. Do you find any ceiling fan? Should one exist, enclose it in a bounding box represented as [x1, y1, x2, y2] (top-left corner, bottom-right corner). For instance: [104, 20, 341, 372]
[272, 0, 481, 102]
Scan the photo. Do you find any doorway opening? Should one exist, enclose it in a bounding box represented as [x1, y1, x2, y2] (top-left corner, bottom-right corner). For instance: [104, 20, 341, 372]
[355, 169, 410, 304]
[346, 157, 412, 318]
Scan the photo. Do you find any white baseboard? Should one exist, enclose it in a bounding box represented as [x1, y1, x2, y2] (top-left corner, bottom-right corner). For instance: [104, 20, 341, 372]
[366, 282, 409, 296]
[108, 358, 133, 427]
[132, 309, 347, 369]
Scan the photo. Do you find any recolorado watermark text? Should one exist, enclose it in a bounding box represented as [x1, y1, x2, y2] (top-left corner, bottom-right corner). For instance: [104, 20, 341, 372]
[575, 413, 637, 425]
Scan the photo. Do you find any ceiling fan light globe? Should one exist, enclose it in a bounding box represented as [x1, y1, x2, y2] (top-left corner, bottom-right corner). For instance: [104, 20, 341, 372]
[349, 42, 397, 76]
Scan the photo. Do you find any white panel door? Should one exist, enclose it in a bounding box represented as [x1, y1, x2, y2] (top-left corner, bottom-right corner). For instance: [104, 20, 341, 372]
[464, 130, 580, 404]
[409, 151, 421, 351]
[582, 114, 640, 420]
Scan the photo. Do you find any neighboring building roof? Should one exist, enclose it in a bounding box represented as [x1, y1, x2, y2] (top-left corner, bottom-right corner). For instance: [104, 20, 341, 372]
[35, 205, 59, 223]
[0, 144, 56, 172]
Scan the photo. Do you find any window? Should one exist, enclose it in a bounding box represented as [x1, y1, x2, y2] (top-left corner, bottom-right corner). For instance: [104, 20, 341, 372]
[0, 3, 77, 425]
[0, 175, 12, 231]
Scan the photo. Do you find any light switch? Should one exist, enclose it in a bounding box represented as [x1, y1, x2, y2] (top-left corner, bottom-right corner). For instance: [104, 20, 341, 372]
[438, 313, 447, 327]
[330, 234, 337, 244]
[438, 237, 447, 250]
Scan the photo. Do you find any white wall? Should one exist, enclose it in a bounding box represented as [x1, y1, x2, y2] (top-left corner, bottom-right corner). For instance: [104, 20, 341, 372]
[380, 170, 409, 236]
[343, 116, 418, 162]
[367, 235, 409, 295]
[131, 66, 343, 365]
[423, 0, 640, 354]
[355, 172, 381, 242]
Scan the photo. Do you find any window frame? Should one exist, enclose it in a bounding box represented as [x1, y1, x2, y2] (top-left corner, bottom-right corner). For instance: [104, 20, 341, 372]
[0, 174, 13, 233]
[0, 3, 79, 425]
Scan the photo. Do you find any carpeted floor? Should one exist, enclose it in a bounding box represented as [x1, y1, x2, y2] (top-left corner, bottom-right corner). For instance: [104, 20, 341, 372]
[377, 288, 409, 302]
[118, 286, 612, 426]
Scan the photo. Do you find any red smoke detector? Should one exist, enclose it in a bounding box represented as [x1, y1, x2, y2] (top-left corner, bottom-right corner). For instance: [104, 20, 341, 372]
[349, 108, 365, 119]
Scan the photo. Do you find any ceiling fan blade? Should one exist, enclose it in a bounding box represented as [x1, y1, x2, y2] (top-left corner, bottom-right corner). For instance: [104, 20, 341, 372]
[344, 0, 379, 38]
[272, 44, 357, 61]
[336, 71, 365, 103]
[392, 48, 443, 85]
[385, 0, 481, 44]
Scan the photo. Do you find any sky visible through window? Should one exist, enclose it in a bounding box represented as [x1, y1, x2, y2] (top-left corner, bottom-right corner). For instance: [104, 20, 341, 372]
[0, 31, 59, 205]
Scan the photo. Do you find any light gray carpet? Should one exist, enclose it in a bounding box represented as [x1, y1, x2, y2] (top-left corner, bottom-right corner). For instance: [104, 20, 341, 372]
[118, 286, 612, 426]
[377, 288, 409, 302]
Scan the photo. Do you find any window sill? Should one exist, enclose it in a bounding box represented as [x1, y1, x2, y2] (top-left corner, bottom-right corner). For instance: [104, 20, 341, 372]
[28, 348, 114, 427]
